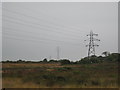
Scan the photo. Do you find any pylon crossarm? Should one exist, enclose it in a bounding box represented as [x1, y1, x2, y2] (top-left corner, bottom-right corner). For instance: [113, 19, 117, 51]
[93, 44, 99, 46]
[93, 38, 100, 41]
[93, 34, 98, 36]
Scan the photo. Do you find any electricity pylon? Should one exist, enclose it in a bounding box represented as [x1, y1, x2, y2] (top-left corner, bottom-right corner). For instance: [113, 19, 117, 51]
[57, 46, 60, 60]
[85, 31, 100, 59]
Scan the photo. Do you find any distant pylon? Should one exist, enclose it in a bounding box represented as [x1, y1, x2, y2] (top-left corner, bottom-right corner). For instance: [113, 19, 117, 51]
[49, 56, 51, 60]
[85, 31, 100, 58]
[57, 46, 60, 60]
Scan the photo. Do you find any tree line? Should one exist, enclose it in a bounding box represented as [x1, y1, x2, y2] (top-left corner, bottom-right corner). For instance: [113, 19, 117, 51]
[2, 52, 120, 65]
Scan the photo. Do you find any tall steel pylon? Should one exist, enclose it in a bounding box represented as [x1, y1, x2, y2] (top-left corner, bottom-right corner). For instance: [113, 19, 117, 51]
[85, 31, 100, 58]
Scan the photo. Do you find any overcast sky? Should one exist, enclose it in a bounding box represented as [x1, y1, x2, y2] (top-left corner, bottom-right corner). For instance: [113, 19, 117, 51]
[2, 2, 118, 61]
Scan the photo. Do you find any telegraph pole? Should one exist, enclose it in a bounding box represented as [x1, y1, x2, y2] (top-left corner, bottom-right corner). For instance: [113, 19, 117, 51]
[85, 31, 100, 59]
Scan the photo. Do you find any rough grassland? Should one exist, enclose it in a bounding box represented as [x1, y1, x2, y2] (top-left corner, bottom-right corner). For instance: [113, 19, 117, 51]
[2, 62, 118, 88]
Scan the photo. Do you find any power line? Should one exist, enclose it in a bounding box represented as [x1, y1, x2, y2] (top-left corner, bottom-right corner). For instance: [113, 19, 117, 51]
[2, 6, 85, 52]
[3, 25, 81, 41]
[3, 17, 82, 39]
[2, 7, 84, 34]
[3, 27, 83, 44]
[3, 32, 81, 46]
[20, 6, 85, 32]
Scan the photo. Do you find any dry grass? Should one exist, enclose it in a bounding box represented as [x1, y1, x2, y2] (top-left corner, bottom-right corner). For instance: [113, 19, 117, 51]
[2, 63, 61, 68]
[2, 62, 118, 88]
[2, 78, 118, 88]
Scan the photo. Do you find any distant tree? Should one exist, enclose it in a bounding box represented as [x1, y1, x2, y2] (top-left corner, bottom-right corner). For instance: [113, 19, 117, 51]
[90, 55, 99, 63]
[43, 58, 48, 63]
[5, 60, 10, 63]
[105, 53, 119, 62]
[80, 57, 91, 64]
[49, 60, 58, 63]
[97, 56, 104, 62]
[79, 55, 103, 64]
[17, 59, 25, 63]
[59, 59, 71, 65]
[102, 51, 110, 57]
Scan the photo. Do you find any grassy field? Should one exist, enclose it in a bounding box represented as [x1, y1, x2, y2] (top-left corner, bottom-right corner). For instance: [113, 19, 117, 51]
[2, 62, 118, 88]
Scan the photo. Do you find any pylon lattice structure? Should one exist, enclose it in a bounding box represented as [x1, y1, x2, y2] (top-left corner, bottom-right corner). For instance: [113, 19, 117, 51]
[85, 31, 100, 58]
